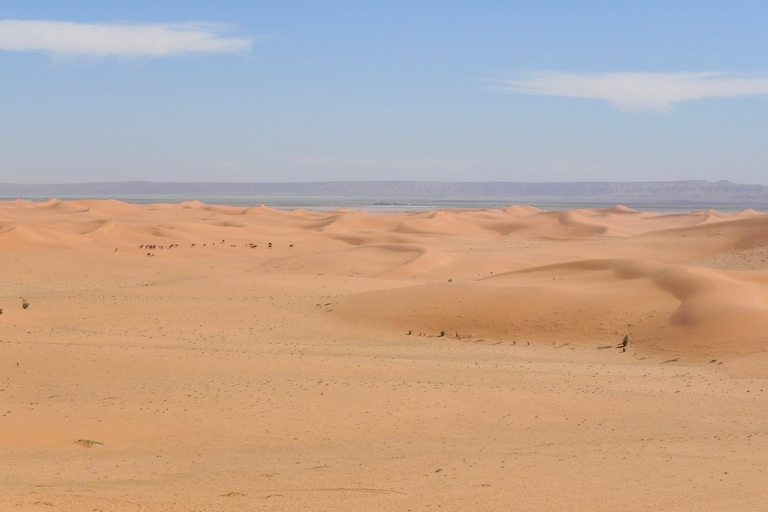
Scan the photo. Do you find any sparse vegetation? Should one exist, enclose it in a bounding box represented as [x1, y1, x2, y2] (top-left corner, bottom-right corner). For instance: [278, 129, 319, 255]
[74, 439, 103, 447]
[21, 297, 29, 309]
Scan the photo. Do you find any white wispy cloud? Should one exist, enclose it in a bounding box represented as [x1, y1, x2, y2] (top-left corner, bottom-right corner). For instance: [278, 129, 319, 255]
[497, 71, 768, 112]
[0, 20, 252, 58]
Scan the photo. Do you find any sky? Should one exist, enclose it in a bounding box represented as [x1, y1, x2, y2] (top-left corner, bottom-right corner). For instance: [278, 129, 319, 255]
[1, 1, 768, 184]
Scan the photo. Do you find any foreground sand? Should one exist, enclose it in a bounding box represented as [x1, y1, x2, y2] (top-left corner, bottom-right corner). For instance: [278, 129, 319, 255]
[2, 199, 768, 511]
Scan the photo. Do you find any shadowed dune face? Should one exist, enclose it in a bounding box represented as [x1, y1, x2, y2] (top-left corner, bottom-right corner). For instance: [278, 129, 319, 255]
[2, 200, 768, 359]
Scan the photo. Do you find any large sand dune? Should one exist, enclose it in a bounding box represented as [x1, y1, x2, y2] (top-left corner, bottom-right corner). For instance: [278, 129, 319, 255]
[2, 200, 768, 510]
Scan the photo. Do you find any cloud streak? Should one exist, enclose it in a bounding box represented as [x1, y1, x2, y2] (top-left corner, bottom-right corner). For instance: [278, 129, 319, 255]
[497, 71, 768, 112]
[0, 20, 252, 58]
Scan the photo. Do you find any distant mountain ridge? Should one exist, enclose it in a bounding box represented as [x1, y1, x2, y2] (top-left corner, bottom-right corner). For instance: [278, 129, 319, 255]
[2, 180, 768, 209]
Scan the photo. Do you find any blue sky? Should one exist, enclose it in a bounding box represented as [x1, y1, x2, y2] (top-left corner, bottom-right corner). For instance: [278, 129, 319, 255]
[1, 1, 768, 184]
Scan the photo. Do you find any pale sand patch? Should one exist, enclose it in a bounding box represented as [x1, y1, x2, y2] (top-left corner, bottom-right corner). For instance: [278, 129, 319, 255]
[1, 200, 767, 511]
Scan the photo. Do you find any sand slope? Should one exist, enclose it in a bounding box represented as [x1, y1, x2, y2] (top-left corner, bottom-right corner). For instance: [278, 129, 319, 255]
[2, 200, 768, 511]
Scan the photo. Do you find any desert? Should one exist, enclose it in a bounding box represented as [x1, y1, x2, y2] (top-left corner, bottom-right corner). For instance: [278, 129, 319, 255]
[2, 198, 768, 511]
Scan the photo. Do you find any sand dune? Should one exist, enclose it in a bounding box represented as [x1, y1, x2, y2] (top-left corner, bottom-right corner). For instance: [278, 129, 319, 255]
[2, 200, 768, 511]
[3, 199, 768, 355]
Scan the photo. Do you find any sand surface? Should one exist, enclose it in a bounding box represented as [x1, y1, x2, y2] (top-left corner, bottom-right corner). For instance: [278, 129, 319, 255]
[2, 199, 768, 511]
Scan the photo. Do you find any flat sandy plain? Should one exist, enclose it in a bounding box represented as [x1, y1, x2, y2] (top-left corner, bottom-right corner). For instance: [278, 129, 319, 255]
[2, 199, 768, 511]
